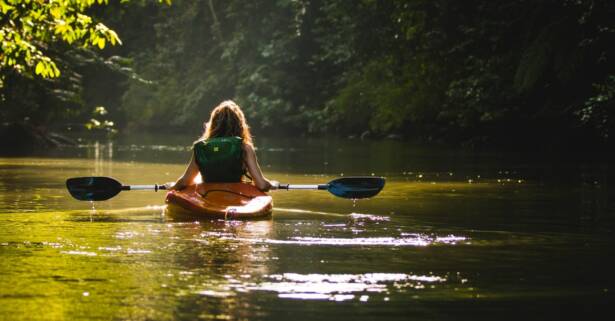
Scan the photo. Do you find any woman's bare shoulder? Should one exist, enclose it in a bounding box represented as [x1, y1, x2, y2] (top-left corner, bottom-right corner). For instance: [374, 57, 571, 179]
[242, 143, 255, 153]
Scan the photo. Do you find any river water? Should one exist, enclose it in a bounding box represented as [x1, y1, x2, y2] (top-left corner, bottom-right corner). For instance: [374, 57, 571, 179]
[0, 134, 613, 320]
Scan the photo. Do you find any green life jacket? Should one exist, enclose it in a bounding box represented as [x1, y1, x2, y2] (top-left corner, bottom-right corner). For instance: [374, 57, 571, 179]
[193, 136, 244, 183]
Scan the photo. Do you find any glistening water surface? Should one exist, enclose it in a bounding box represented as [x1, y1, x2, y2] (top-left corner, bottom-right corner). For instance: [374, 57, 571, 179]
[0, 134, 614, 320]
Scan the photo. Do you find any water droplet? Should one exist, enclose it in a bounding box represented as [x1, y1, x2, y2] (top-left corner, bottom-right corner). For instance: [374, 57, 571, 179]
[89, 201, 96, 222]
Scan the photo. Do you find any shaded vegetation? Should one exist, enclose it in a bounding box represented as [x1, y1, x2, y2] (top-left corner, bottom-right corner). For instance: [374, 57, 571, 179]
[1, 0, 614, 148]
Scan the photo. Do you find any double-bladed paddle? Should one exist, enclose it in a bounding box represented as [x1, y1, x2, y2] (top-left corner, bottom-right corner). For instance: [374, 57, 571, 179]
[66, 176, 385, 201]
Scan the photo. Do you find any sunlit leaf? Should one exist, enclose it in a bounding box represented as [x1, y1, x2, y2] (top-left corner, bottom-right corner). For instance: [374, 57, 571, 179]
[50, 62, 60, 77]
[97, 37, 105, 49]
[50, 7, 61, 18]
[94, 106, 108, 115]
[107, 30, 122, 45]
[34, 61, 44, 75]
[0, 0, 14, 14]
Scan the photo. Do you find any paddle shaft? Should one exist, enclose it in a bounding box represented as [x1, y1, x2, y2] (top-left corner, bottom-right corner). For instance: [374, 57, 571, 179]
[126, 184, 325, 191]
[122, 184, 167, 191]
[277, 184, 328, 190]
[127, 184, 324, 191]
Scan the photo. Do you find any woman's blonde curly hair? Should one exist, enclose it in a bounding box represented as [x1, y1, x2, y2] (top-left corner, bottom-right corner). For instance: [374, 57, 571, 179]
[201, 100, 253, 146]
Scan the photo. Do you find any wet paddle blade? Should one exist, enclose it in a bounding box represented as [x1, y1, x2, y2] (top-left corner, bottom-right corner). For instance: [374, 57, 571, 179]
[327, 176, 385, 199]
[66, 177, 123, 201]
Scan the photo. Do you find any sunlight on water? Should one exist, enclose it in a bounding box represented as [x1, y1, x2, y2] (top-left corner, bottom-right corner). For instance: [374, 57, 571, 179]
[211, 235, 468, 247]
[60, 250, 97, 256]
[194, 272, 450, 302]
[349, 213, 391, 222]
[275, 207, 350, 217]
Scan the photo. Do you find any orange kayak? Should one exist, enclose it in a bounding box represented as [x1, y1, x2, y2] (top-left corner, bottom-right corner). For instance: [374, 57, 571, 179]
[165, 183, 273, 220]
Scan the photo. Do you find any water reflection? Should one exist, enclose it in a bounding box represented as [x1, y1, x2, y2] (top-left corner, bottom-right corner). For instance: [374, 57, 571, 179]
[169, 220, 274, 319]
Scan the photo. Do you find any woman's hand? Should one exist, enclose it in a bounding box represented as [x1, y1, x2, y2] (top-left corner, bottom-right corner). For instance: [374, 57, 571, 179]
[255, 179, 278, 192]
[269, 180, 280, 190]
[163, 182, 177, 190]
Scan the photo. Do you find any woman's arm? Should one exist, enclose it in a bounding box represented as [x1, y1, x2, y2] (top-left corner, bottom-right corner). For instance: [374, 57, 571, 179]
[166, 153, 199, 190]
[244, 144, 276, 191]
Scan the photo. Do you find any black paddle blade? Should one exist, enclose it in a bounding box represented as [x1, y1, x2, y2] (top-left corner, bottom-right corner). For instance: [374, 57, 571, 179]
[327, 176, 385, 199]
[66, 177, 123, 201]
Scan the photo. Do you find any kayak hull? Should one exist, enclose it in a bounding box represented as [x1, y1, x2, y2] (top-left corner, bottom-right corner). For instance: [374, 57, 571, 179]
[165, 183, 272, 220]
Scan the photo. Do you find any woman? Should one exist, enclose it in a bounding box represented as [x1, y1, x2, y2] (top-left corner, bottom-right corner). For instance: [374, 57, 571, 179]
[165, 100, 276, 192]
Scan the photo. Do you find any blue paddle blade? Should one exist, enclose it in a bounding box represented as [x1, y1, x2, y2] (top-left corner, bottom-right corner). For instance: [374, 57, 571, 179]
[66, 177, 123, 201]
[326, 176, 385, 199]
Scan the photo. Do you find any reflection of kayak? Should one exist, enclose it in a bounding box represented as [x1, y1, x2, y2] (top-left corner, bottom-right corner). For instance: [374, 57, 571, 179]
[165, 183, 273, 219]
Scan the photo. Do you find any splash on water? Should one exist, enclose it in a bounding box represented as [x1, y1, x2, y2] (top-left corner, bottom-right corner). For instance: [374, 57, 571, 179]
[89, 201, 96, 222]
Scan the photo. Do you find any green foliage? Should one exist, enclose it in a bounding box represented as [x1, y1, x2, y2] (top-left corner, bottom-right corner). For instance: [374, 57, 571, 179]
[119, 0, 309, 131]
[85, 105, 116, 133]
[0, 0, 122, 82]
[576, 76, 615, 139]
[111, 0, 614, 145]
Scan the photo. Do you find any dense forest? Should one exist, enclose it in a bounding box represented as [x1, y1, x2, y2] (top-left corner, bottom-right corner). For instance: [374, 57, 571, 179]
[1, 0, 614, 148]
